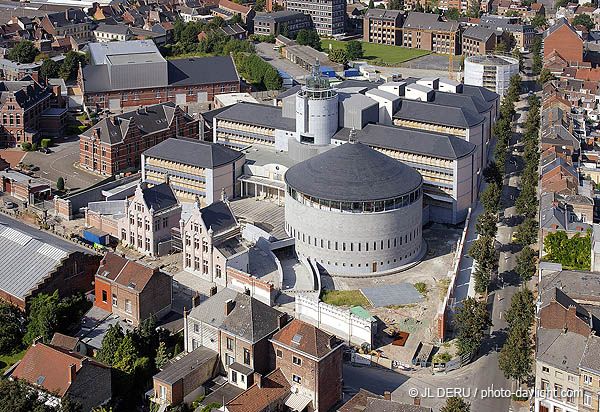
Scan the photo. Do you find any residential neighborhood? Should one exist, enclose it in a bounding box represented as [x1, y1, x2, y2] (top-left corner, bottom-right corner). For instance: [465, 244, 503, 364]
[0, 0, 596, 411]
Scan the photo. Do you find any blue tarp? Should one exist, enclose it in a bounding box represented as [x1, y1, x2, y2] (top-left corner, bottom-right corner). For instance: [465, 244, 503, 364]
[319, 65, 336, 77]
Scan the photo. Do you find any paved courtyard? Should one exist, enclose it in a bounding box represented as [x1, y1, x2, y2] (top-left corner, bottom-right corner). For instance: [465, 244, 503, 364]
[255, 42, 310, 79]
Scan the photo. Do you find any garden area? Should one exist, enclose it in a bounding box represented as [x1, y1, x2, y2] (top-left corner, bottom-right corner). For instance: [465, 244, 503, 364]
[321, 39, 430, 65]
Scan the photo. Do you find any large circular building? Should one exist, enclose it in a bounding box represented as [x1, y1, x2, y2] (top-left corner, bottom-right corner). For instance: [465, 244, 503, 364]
[464, 55, 519, 97]
[284, 139, 423, 276]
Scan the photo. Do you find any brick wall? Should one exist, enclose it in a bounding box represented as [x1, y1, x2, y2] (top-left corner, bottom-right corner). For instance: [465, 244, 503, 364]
[54, 197, 72, 220]
[316, 347, 343, 412]
[539, 301, 592, 337]
[94, 277, 112, 313]
[85, 209, 119, 238]
[226, 267, 275, 306]
[138, 271, 172, 322]
[544, 24, 583, 64]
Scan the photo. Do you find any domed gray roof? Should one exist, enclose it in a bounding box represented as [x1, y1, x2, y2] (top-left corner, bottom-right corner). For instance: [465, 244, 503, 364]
[284, 142, 422, 202]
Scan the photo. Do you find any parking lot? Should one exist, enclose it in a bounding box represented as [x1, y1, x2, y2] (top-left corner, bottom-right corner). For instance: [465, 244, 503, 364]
[21, 137, 104, 191]
[255, 42, 310, 79]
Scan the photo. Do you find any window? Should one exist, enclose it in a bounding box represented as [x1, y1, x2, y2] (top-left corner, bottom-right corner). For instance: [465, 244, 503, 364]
[554, 384, 562, 400]
[292, 356, 302, 366]
[163, 217, 168, 228]
[541, 380, 549, 392]
[145, 237, 150, 251]
[185, 253, 191, 267]
[121, 229, 126, 240]
[293, 375, 301, 383]
[584, 390, 593, 406]
[584, 374, 593, 385]
[112, 294, 117, 306]
[542, 366, 549, 373]
[192, 338, 198, 350]
[216, 265, 222, 278]
[566, 389, 575, 404]
[231, 370, 237, 383]
[154, 220, 160, 231]
[193, 323, 199, 333]
[243, 349, 250, 365]
[227, 337, 233, 350]
[568, 375, 576, 383]
[203, 260, 209, 274]
[276, 349, 282, 358]
[159, 384, 166, 400]
[101, 290, 107, 303]
[226, 353, 234, 366]
[125, 299, 132, 313]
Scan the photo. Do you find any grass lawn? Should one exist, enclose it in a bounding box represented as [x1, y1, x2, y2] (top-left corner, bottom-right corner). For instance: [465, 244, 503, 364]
[166, 51, 214, 60]
[0, 349, 27, 374]
[321, 290, 371, 307]
[321, 39, 430, 65]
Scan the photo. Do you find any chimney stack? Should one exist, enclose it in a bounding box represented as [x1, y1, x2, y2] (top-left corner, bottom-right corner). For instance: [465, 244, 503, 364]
[328, 335, 336, 350]
[384, 391, 391, 401]
[225, 299, 234, 315]
[209, 286, 217, 296]
[68, 363, 76, 384]
[277, 313, 287, 330]
[254, 372, 263, 389]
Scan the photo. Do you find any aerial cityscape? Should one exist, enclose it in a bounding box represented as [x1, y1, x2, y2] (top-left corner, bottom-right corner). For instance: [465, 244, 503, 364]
[0, 0, 592, 410]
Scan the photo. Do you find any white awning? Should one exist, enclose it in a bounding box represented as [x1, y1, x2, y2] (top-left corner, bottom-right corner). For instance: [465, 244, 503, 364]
[284, 393, 312, 411]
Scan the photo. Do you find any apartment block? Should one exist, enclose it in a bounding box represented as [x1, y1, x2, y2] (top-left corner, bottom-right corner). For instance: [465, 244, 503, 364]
[402, 12, 460, 55]
[253, 10, 312, 37]
[286, 0, 345, 36]
[363, 9, 404, 46]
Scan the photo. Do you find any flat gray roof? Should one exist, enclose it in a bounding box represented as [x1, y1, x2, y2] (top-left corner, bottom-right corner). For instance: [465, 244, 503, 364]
[154, 346, 218, 385]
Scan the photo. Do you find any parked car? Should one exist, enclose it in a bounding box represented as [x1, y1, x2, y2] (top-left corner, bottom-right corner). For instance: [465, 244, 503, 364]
[39, 147, 51, 154]
[4, 201, 17, 209]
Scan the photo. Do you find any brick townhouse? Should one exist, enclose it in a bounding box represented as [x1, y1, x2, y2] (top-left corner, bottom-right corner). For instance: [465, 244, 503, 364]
[79, 40, 241, 111]
[79, 102, 197, 175]
[93, 252, 172, 325]
[270, 319, 343, 412]
[0, 77, 66, 148]
[39, 9, 93, 40]
[402, 12, 461, 55]
[544, 19, 584, 65]
[462, 26, 496, 57]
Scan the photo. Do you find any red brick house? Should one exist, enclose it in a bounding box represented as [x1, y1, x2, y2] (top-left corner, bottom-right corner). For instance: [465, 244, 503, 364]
[94, 252, 172, 325]
[79, 102, 197, 175]
[544, 20, 583, 64]
[270, 319, 343, 412]
[10, 339, 111, 412]
[539, 288, 598, 337]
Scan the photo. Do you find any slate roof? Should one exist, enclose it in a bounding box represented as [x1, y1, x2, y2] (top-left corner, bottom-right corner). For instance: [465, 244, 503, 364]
[46, 9, 90, 28]
[93, 22, 133, 35]
[462, 26, 495, 42]
[394, 98, 484, 128]
[271, 319, 339, 359]
[285, 141, 423, 202]
[403, 12, 458, 31]
[431, 90, 493, 114]
[142, 182, 178, 212]
[11, 343, 109, 397]
[580, 333, 600, 374]
[462, 84, 500, 103]
[143, 137, 244, 169]
[545, 18, 580, 39]
[153, 346, 218, 385]
[200, 200, 238, 234]
[80, 102, 187, 144]
[215, 102, 296, 131]
[226, 368, 290, 412]
[535, 328, 587, 374]
[96, 252, 157, 292]
[0, 80, 52, 110]
[0, 215, 88, 301]
[333, 124, 476, 160]
[364, 9, 403, 20]
[254, 10, 308, 23]
[189, 288, 283, 343]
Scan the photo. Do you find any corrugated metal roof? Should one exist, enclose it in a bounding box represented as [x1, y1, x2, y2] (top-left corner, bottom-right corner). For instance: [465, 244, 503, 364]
[0, 226, 32, 246]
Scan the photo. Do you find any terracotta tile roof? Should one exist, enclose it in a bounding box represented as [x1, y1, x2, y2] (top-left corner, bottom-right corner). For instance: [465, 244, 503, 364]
[271, 319, 339, 359]
[226, 368, 290, 412]
[218, 0, 251, 14]
[49, 333, 79, 352]
[12, 343, 108, 397]
[338, 389, 384, 412]
[531, 3, 543, 10]
[96, 253, 156, 292]
[575, 68, 600, 82]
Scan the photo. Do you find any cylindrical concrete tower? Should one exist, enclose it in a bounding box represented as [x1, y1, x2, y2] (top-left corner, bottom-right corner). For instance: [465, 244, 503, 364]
[295, 64, 338, 146]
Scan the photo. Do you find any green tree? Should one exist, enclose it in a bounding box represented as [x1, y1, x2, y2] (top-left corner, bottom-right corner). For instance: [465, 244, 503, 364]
[446, 7, 460, 20]
[473, 265, 491, 295]
[483, 161, 503, 186]
[56, 176, 65, 191]
[480, 182, 502, 215]
[0, 303, 25, 355]
[573, 14, 593, 30]
[113, 335, 139, 374]
[388, 0, 403, 9]
[24, 291, 61, 345]
[468, 0, 480, 17]
[514, 218, 538, 246]
[498, 323, 533, 384]
[40, 58, 60, 82]
[155, 341, 170, 369]
[0, 378, 56, 411]
[296, 29, 321, 51]
[504, 9, 520, 17]
[173, 19, 185, 42]
[543, 230, 592, 270]
[7, 41, 39, 63]
[328, 49, 349, 65]
[475, 212, 498, 239]
[505, 288, 535, 328]
[263, 66, 283, 90]
[531, 14, 547, 28]
[537, 68, 555, 85]
[92, 407, 113, 412]
[96, 323, 125, 365]
[60, 397, 82, 412]
[515, 246, 537, 282]
[441, 397, 471, 412]
[368, 0, 374, 7]
[345, 40, 363, 60]
[455, 297, 492, 356]
[515, 184, 538, 218]
[59, 51, 85, 80]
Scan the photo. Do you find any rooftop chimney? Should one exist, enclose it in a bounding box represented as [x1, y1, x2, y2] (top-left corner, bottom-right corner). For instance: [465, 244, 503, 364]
[225, 299, 234, 316]
[254, 372, 263, 389]
[328, 335, 336, 350]
[68, 363, 76, 384]
[384, 391, 391, 401]
[277, 313, 287, 330]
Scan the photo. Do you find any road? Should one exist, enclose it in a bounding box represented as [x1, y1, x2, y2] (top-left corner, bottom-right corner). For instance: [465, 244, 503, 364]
[23, 137, 103, 191]
[390, 56, 536, 412]
[254, 42, 310, 79]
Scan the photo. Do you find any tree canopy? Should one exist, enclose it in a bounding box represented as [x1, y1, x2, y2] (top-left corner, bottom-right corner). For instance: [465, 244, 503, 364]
[7, 41, 39, 64]
[573, 14, 593, 30]
[543, 230, 592, 270]
[296, 29, 321, 51]
[345, 40, 363, 60]
[441, 397, 471, 412]
[0, 303, 25, 355]
[515, 246, 537, 282]
[455, 297, 492, 356]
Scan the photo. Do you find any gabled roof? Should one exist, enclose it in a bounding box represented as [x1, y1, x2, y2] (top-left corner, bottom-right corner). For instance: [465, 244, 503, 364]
[403, 12, 458, 31]
[545, 17, 581, 39]
[189, 288, 283, 343]
[143, 137, 243, 169]
[535, 327, 587, 373]
[200, 200, 238, 234]
[394, 98, 484, 128]
[153, 346, 218, 385]
[0, 79, 52, 110]
[215, 102, 296, 132]
[580, 333, 600, 374]
[462, 26, 495, 42]
[271, 319, 338, 359]
[141, 182, 178, 212]
[96, 252, 157, 292]
[50, 333, 80, 352]
[46, 9, 90, 28]
[11, 342, 109, 397]
[226, 368, 290, 412]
